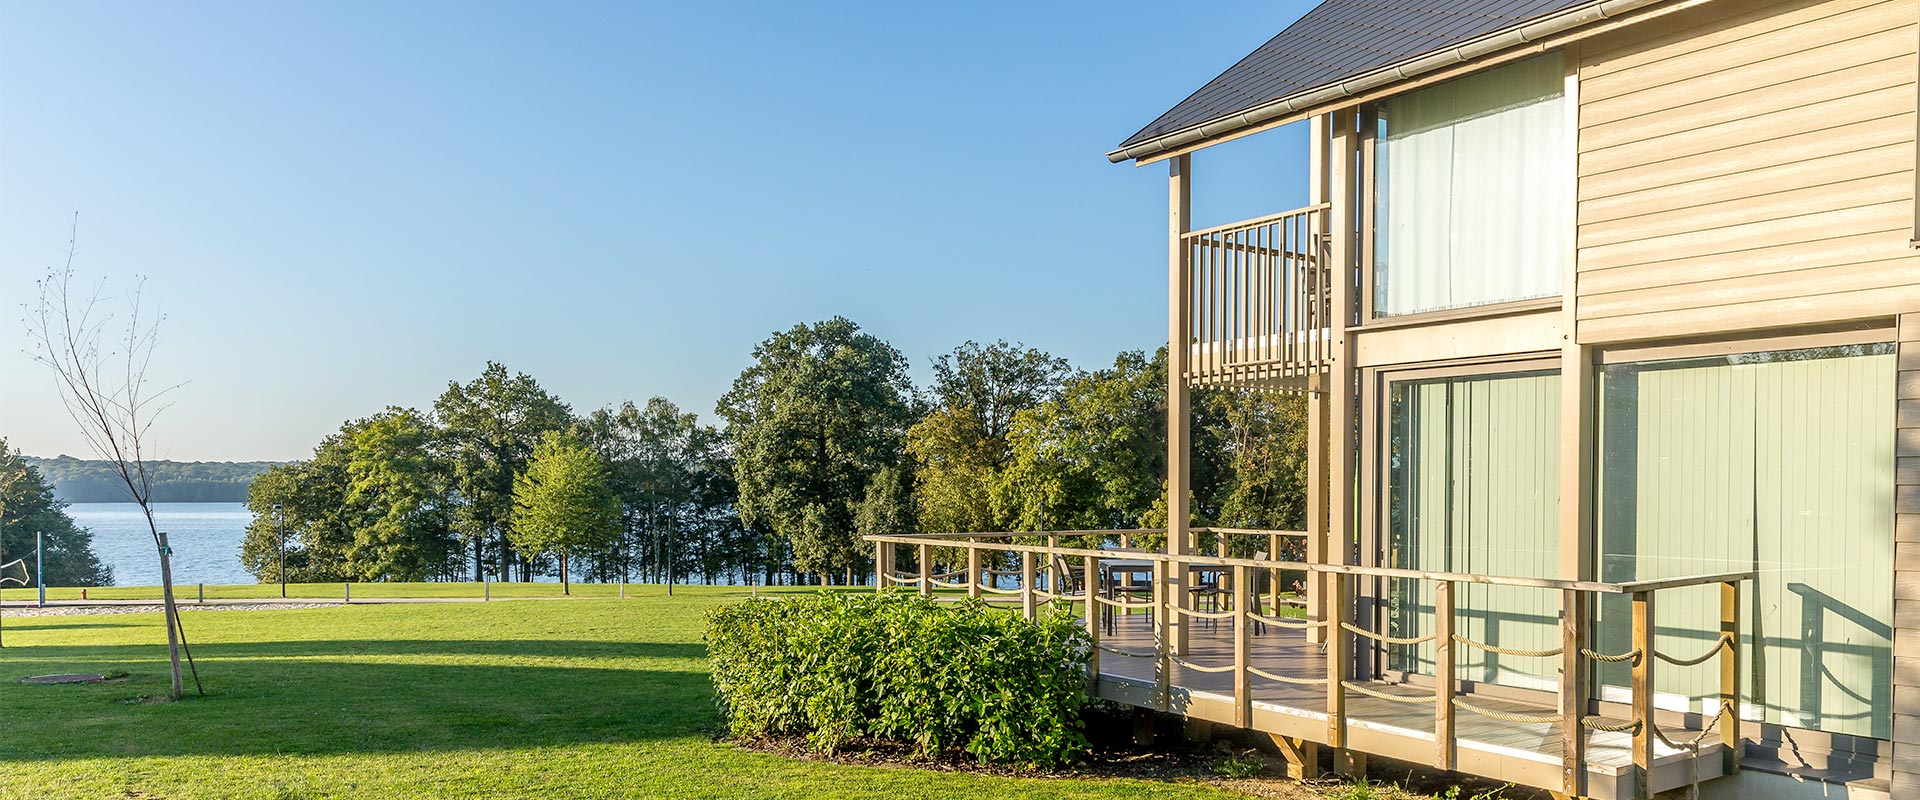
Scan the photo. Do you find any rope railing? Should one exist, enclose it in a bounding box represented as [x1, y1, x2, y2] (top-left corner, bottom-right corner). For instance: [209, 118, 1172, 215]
[1248, 612, 1327, 629]
[1583, 716, 1642, 734]
[1168, 655, 1236, 674]
[1342, 680, 1435, 705]
[1655, 634, 1733, 667]
[1453, 698, 1563, 725]
[1093, 642, 1160, 659]
[1247, 665, 1328, 685]
[1094, 595, 1158, 610]
[1342, 622, 1436, 646]
[1581, 647, 1641, 664]
[1450, 634, 1562, 659]
[1169, 605, 1236, 621]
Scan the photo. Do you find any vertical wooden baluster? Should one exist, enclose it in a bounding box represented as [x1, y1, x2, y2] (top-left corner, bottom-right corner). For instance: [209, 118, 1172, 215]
[1632, 590, 1655, 800]
[1561, 588, 1587, 797]
[1720, 580, 1742, 775]
[874, 541, 886, 592]
[1021, 550, 1037, 621]
[1085, 554, 1101, 691]
[967, 546, 981, 600]
[1234, 563, 1251, 728]
[1435, 579, 1456, 771]
[1327, 570, 1348, 748]
[1048, 534, 1060, 597]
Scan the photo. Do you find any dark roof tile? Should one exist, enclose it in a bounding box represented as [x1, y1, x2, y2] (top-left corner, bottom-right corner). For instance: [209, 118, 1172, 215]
[1117, 0, 1589, 150]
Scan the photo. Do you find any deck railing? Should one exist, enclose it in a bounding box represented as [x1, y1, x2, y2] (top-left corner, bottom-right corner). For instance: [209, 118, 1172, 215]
[1181, 204, 1331, 387]
[867, 530, 1750, 800]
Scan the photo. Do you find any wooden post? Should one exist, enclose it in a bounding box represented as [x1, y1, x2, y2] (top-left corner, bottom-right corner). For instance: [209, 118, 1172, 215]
[1324, 109, 1358, 648]
[917, 544, 931, 598]
[1085, 554, 1101, 691]
[1234, 563, 1251, 727]
[1020, 550, 1037, 621]
[1154, 559, 1170, 711]
[874, 540, 887, 592]
[1561, 588, 1588, 798]
[1327, 570, 1348, 748]
[1167, 152, 1193, 657]
[1631, 591, 1655, 800]
[967, 546, 982, 600]
[1047, 535, 1060, 594]
[1720, 580, 1742, 775]
[1307, 378, 1329, 644]
[1435, 579, 1456, 771]
[1267, 734, 1320, 780]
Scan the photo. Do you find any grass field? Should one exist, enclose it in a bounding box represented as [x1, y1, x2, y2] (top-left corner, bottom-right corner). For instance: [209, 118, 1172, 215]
[0, 580, 782, 602]
[0, 587, 1293, 800]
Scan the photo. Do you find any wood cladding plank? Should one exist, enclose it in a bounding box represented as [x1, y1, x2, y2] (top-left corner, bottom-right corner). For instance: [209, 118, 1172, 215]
[1582, 53, 1914, 146]
[1578, 172, 1913, 249]
[1577, 285, 1920, 344]
[1577, 231, 1913, 295]
[1578, 144, 1911, 226]
[1580, 0, 1898, 79]
[1579, 202, 1911, 273]
[1579, 257, 1918, 320]
[1580, 1, 1911, 103]
[1579, 113, 1915, 203]
[1579, 84, 1915, 177]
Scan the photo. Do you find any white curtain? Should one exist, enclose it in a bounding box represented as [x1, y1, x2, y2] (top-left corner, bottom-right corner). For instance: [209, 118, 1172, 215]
[1374, 53, 1569, 317]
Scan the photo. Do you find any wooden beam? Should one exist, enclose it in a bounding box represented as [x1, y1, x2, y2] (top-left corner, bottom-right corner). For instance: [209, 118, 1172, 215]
[1085, 554, 1101, 691]
[1266, 733, 1320, 780]
[966, 546, 981, 600]
[1327, 570, 1349, 748]
[1020, 550, 1037, 621]
[1233, 564, 1251, 728]
[918, 544, 931, 598]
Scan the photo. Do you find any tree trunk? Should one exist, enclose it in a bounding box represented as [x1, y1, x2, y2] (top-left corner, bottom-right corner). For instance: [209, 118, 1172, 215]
[561, 549, 569, 595]
[156, 532, 186, 700]
[472, 539, 484, 583]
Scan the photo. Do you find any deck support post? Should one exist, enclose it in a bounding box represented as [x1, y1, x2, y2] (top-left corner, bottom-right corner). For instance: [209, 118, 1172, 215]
[1266, 734, 1319, 780]
[874, 541, 887, 592]
[918, 544, 931, 597]
[1631, 590, 1655, 800]
[1233, 564, 1251, 728]
[1719, 580, 1741, 775]
[1047, 535, 1060, 595]
[1085, 554, 1101, 691]
[1166, 152, 1193, 658]
[1561, 588, 1588, 798]
[1334, 748, 1366, 779]
[1327, 570, 1348, 748]
[966, 546, 981, 600]
[1435, 579, 1456, 771]
[1020, 550, 1037, 621]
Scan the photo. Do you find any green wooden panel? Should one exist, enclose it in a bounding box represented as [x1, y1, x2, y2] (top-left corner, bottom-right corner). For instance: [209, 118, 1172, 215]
[1386, 370, 1561, 690]
[1594, 345, 1894, 739]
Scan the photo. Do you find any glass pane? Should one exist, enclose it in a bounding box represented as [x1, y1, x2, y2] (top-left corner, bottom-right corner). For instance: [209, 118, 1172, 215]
[1593, 345, 1895, 739]
[1373, 52, 1568, 318]
[1385, 369, 1561, 690]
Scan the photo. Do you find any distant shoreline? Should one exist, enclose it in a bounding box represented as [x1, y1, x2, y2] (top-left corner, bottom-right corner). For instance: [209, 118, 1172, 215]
[26, 456, 282, 505]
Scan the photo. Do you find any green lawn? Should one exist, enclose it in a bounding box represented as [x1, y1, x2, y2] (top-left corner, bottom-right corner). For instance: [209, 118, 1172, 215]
[1, 581, 807, 602]
[0, 588, 1265, 800]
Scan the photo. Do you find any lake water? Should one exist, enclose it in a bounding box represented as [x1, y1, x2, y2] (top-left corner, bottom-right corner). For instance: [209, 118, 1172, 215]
[66, 502, 253, 586]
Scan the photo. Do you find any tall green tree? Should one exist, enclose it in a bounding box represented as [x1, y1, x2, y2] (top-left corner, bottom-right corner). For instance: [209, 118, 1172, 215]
[717, 317, 915, 582]
[435, 362, 573, 582]
[908, 341, 1072, 533]
[0, 438, 112, 587]
[511, 431, 620, 594]
[345, 408, 455, 581]
[242, 421, 365, 583]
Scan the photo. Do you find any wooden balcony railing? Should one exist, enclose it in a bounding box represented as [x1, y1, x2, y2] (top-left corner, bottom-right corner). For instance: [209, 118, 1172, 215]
[867, 530, 1750, 800]
[1182, 203, 1331, 388]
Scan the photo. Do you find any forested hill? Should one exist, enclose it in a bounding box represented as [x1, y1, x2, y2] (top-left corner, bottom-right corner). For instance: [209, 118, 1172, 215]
[25, 456, 281, 503]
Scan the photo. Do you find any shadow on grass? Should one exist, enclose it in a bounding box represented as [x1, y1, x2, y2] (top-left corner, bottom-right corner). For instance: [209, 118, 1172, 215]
[0, 638, 717, 761]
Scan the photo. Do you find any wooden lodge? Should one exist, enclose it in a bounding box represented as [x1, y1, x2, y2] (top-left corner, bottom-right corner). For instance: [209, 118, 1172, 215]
[870, 0, 1920, 797]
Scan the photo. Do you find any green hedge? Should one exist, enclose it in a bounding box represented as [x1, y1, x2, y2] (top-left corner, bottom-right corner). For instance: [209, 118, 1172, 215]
[705, 590, 1091, 768]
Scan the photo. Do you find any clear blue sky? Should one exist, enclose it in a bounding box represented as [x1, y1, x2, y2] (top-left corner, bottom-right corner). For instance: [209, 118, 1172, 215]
[1, 1, 1314, 462]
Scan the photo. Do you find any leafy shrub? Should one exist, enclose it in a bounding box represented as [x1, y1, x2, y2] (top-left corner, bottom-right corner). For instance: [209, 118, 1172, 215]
[706, 590, 1091, 768]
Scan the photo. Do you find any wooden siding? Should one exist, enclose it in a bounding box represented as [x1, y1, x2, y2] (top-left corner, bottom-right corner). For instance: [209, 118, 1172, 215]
[1573, 0, 1920, 344]
[1897, 316, 1920, 797]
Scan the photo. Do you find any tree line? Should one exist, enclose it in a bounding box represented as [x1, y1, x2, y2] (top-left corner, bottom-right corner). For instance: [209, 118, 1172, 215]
[27, 456, 278, 503]
[0, 440, 114, 586]
[241, 316, 1309, 587]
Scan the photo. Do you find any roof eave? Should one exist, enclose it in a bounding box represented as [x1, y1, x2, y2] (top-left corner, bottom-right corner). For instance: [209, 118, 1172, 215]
[1106, 0, 1657, 164]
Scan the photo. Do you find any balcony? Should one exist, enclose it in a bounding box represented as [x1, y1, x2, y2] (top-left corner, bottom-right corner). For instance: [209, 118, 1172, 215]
[1180, 203, 1332, 390]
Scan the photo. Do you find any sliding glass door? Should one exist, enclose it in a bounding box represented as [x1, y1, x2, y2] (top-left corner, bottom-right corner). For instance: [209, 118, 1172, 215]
[1383, 366, 1561, 690]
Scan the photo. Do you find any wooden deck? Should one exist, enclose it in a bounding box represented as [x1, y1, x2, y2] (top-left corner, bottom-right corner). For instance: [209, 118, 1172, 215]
[1091, 612, 1727, 800]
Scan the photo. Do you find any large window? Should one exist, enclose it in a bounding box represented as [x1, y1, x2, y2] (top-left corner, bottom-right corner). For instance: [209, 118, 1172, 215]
[1593, 344, 1895, 739]
[1372, 53, 1569, 318]
[1384, 367, 1561, 690]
